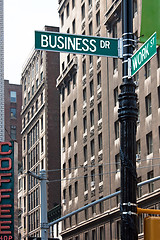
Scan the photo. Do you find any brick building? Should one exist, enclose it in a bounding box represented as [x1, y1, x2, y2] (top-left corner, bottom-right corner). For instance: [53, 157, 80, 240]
[57, 0, 160, 239]
[18, 25, 61, 239]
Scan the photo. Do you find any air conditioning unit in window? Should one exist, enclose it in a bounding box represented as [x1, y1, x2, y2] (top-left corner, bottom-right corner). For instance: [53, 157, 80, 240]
[62, 199, 66, 205]
[136, 154, 141, 161]
[91, 181, 95, 187]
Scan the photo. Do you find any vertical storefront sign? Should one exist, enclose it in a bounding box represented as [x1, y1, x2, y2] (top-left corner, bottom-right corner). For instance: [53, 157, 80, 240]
[0, 142, 16, 240]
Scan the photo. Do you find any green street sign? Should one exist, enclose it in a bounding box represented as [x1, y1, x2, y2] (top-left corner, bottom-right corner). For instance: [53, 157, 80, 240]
[128, 32, 157, 77]
[35, 31, 120, 58]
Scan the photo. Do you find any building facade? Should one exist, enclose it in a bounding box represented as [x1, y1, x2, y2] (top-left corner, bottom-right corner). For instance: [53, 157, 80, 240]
[57, 0, 160, 239]
[4, 80, 22, 163]
[19, 25, 61, 239]
[0, 0, 4, 141]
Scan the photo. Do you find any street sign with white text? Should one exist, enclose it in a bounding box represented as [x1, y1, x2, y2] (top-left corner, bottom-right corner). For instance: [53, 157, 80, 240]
[128, 32, 157, 77]
[35, 31, 121, 58]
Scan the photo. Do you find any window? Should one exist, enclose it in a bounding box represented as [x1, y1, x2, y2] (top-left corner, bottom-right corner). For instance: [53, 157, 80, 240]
[89, 22, 93, 35]
[117, 221, 121, 240]
[85, 209, 88, 221]
[114, 87, 118, 107]
[113, 58, 118, 74]
[10, 108, 16, 118]
[72, 0, 75, 8]
[136, 140, 141, 155]
[99, 165, 103, 182]
[146, 132, 153, 155]
[98, 102, 102, 120]
[90, 140, 95, 157]
[159, 126, 160, 148]
[63, 189, 66, 200]
[115, 153, 120, 172]
[98, 133, 103, 151]
[63, 137, 66, 151]
[81, 3, 85, 20]
[73, 73, 77, 88]
[145, 93, 152, 116]
[115, 120, 120, 139]
[62, 112, 65, 127]
[96, 10, 100, 27]
[90, 80, 94, 97]
[74, 126, 77, 142]
[27, 112, 30, 123]
[68, 106, 71, 121]
[61, 12, 64, 26]
[90, 110, 94, 127]
[92, 205, 96, 216]
[145, 61, 151, 78]
[72, 19, 76, 33]
[83, 116, 87, 133]
[88, 0, 92, 6]
[40, 72, 43, 82]
[74, 154, 78, 169]
[99, 197, 104, 213]
[62, 88, 65, 102]
[158, 86, 160, 108]
[36, 79, 39, 89]
[32, 85, 34, 95]
[73, 99, 77, 115]
[67, 81, 70, 95]
[24, 78, 26, 91]
[69, 185, 72, 200]
[66, 3, 69, 18]
[116, 187, 121, 206]
[41, 115, 43, 130]
[10, 91, 16, 102]
[41, 92, 43, 105]
[84, 174, 88, 191]
[133, 0, 138, 16]
[75, 181, 78, 197]
[68, 159, 71, 174]
[97, 71, 101, 87]
[100, 227, 105, 240]
[113, 23, 117, 38]
[137, 176, 142, 198]
[68, 132, 71, 147]
[89, 55, 93, 67]
[10, 125, 16, 140]
[83, 59, 86, 76]
[36, 100, 38, 111]
[147, 170, 154, 192]
[91, 169, 95, 182]
[83, 145, 87, 162]
[41, 137, 44, 153]
[83, 88, 87, 102]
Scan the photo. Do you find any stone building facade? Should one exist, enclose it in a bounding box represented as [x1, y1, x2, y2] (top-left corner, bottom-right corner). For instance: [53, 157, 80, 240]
[57, 0, 160, 239]
[18, 25, 61, 239]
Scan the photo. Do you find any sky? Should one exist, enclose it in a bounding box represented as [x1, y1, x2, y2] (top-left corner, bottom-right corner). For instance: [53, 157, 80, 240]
[4, 0, 60, 84]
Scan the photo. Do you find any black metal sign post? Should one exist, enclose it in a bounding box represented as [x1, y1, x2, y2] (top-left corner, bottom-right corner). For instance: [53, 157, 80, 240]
[118, 0, 138, 239]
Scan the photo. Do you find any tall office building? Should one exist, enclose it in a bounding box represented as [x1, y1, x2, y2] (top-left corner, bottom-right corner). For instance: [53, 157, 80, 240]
[18, 26, 60, 239]
[0, 0, 4, 141]
[57, 0, 160, 239]
[4, 80, 22, 163]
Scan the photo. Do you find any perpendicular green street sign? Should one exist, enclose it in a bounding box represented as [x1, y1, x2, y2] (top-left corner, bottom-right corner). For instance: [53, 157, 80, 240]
[35, 31, 122, 58]
[128, 32, 157, 77]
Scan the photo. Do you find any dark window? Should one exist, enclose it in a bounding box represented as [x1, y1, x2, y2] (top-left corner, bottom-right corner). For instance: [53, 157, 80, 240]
[83, 145, 87, 162]
[145, 61, 151, 79]
[114, 87, 118, 107]
[10, 125, 16, 140]
[145, 93, 152, 116]
[97, 71, 101, 87]
[84, 174, 88, 191]
[74, 154, 78, 169]
[147, 170, 154, 192]
[115, 153, 120, 172]
[69, 185, 72, 200]
[99, 165, 103, 182]
[10, 108, 16, 118]
[81, 3, 85, 20]
[72, 19, 76, 33]
[73, 99, 77, 115]
[98, 102, 102, 120]
[83, 116, 87, 133]
[90, 80, 94, 97]
[113, 58, 118, 74]
[74, 126, 77, 142]
[89, 21, 93, 35]
[68, 132, 71, 147]
[146, 132, 153, 155]
[62, 112, 65, 127]
[158, 86, 160, 108]
[68, 106, 71, 121]
[83, 88, 87, 102]
[90, 140, 95, 157]
[61, 12, 64, 27]
[90, 110, 94, 127]
[68, 159, 71, 174]
[66, 3, 69, 17]
[75, 181, 78, 197]
[98, 133, 103, 151]
[114, 120, 119, 139]
[72, 0, 75, 8]
[96, 10, 100, 27]
[83, 59, 86, 76]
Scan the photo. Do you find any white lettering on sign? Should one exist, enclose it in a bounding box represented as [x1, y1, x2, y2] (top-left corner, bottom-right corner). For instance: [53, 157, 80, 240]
[132, 43, 149, 71]
[100, 40, 110, 49]
[40, 34, 97, 53]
